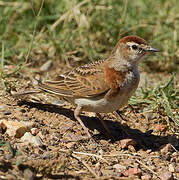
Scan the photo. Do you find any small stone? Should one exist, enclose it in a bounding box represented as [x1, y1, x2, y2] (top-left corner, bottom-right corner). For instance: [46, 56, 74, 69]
[21, 132, 43, 147]
[4, 111, 11, 115]
[5, 154, 13, 160]
[42, 153, 53, 159]
[154, 124, 167, 132]
[168, 164, 175, 173]
[141, 174, 152, 180]
[159, 168, 174, 180]
[113, 164, 126, 172]
[52, 132, 62, 141]
[20, 109, 26, 113]
[146, 149, 152, 154]
[123, 159, 134, 166]
[0, 134, 3, 140]
[59, 122, 74, 134]
[144, 112, 158, 120]
[63, 132, 82, 142]
[33, 76, 40, 85]
[23, 117, 30, 121]
[0, 120, 33, 138]
[160, 144, 174, 154]
[23, 168, 35, 180]
[128, 145, 136, 152]
[53, 100, 65, 105]
[34, 148, 43, 154]
[65, 142, 76, 148]
[31, 128, 39, 136]
[122, 167, 142, 177]
[100, 140, 108, 146]
[40, 60, 52, 72]
[171, 152, 177, 156]
[120, 139, 137, 149]
[0, 105, 6, 110]
[121, 120, 127, 126]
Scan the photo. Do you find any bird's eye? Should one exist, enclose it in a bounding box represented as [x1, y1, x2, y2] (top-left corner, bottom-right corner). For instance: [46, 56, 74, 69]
[132, 45, 138, 50]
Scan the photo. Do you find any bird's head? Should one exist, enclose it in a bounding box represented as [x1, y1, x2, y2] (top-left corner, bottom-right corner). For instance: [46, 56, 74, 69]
[113, 35, 159, 66]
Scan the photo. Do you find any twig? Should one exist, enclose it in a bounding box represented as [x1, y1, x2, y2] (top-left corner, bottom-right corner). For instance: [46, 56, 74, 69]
[170, 144, 178, 153]
[135, 159, 157, 175]
[71, 153, 99, 178]
[73, 151, 109, 164]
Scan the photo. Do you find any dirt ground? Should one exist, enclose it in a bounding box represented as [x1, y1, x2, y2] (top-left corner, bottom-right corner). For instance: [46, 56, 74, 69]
[0, 60, 178, 180]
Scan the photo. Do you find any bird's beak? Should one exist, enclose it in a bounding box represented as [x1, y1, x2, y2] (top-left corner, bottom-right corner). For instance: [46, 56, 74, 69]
[148, 47, 160, 52]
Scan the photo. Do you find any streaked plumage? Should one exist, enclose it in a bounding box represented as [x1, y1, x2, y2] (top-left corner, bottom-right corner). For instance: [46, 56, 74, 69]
[12, 35, 159, 139]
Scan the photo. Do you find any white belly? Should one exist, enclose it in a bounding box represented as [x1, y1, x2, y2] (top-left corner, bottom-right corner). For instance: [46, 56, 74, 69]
[74, 94, 127, 113]
[74, 84, 138, 113]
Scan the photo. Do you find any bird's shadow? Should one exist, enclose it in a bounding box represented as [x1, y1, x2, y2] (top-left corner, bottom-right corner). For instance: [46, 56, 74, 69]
[17, 100, 179, 151]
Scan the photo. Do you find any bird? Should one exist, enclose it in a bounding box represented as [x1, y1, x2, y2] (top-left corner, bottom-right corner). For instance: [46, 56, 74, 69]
[12, 35, 159, 139]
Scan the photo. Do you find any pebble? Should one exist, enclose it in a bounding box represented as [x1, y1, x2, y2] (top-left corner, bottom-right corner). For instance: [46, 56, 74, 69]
[53, 100, 65, 105]
[144, 112, 158, 120]
[0, 120, 33, 138]
[160, 144, 174, 154]
[52, 132, 62, 141]
[113, 164, 126, 172]
[168, 164, 175, 173]
[21, 132, 43, 147]
[0, 105, 6, 110]
[20, 109, 26, 113]
[120, 139, 137, 149]
[146, 149, 152, 154]
[31, 128, 39, 136]
[122, 167, 142, 177]
[4, 111, 11, 115]
[42, 153, 53, 159]
[128, 145, 136, 152]
[154, 124, 167, 132]
[100, 140, 108, 146]
[159, 168, 174, 180]
[5, 154, 13, 160]
[23, 168, 35, 180]
[141, 174, 152, 180]
[0, 134, 3, 140]
[40, 60, 52, 72]
[64, 142, 76, 149]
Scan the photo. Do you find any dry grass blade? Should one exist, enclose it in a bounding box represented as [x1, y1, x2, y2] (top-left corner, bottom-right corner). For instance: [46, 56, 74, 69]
[50, 0, 89, 31]
[73, 151, 109, 164]
[135, 159, 158, 176]
[71, 153, 99, 178]
[0, 1, 27, 7]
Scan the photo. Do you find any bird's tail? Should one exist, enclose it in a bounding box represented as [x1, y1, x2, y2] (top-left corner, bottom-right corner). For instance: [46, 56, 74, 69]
[11, 89, 42, 97]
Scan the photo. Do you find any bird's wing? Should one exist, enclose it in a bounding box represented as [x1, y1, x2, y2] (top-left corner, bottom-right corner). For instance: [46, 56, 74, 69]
[38, 60, 111, 98]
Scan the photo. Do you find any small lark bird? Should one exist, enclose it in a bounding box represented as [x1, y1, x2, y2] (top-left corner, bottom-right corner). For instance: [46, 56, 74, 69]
[13, 35, 159, 138]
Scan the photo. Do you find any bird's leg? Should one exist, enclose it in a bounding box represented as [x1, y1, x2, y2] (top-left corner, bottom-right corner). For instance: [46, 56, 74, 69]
[113, 111, 130, 136]
[128, 104, 138, 119]
[74, 106, 91, 138]
[96, 113, 114, 140]
[113, 110, 125, 121]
